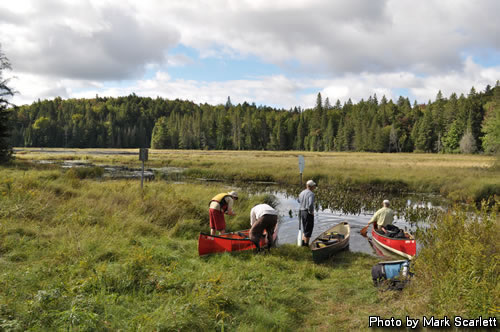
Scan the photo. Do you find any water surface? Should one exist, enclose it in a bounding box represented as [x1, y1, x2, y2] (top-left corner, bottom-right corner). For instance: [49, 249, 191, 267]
[273, 192, 418, 258]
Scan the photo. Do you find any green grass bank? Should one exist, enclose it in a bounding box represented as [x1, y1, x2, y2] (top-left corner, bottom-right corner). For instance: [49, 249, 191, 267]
[1, 157, 499, 330]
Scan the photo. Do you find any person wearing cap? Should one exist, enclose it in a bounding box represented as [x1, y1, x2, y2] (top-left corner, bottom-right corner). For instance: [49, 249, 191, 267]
[249, 203, 279, 251]
[366, 199, 394, 234]
[298, 180, 317, 246]
[209, 191, 238, 235]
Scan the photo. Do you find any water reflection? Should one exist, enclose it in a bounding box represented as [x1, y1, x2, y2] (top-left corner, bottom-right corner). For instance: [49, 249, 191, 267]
[246, 185, 445, 258]
[32, 159, 185, 180]
[273, 192, 416, 256]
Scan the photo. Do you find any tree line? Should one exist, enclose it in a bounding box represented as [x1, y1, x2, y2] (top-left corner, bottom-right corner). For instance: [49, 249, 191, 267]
[6, 82, 500, 154]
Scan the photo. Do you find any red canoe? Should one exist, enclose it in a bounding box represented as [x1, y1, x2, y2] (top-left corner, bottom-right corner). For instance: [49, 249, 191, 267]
[198, 227, 278, 256]
[371, 229, 416, 260]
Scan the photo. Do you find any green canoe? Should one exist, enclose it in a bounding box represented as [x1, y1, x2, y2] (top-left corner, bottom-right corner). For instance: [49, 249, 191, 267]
[310, 221, 350, 262]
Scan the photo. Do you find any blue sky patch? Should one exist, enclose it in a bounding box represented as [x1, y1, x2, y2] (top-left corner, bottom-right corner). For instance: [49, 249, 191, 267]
[166, 44, 282, 81]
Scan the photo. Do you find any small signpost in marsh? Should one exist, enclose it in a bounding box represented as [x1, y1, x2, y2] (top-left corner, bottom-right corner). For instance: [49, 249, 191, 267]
[298, 154, 305, 185]
[139, 148, 148, 189]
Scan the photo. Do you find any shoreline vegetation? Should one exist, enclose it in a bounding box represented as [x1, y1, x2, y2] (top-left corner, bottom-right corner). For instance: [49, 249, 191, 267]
[1, 150, 499, 330]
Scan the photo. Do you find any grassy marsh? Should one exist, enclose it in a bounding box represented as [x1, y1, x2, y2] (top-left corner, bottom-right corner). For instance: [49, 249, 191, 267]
[14, 148, 500, 203]
[1, 151, 499, 330]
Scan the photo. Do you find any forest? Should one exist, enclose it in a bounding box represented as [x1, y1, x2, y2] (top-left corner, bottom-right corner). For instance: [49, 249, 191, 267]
[7, 82, 500, 154]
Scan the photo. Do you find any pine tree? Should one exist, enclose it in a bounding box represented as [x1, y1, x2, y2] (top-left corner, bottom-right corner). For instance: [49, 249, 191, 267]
[0, 48, 14, 163]
[415, 109, 436, 152]
[324, 97, 331, 110]
[433, 90, 446, 139]
[150, 117, 169, 149]
[225, 96, 232, 110]
[295, 115, 305, 150]
[481, 86, 500, 154]
[315, 92, 323, 112]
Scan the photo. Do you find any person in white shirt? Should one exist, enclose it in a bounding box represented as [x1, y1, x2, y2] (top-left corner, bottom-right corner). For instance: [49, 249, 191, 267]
[249, 204, 278, 250]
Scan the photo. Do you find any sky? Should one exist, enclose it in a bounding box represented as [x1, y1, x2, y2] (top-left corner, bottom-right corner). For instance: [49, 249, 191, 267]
[1, 0, 499, 109]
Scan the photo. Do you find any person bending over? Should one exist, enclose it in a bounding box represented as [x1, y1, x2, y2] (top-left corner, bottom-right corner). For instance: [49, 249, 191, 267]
[249, 203, 278, 250]
[209, 191, 238, 235]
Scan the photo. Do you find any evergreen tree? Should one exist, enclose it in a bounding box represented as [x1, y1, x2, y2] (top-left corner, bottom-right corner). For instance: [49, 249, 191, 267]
[150, 117, 169, 149]
[324, 97, 331, 110]
[324, 117, 334, 151]
[295, 115, 305, 150]
[225, 96, 232, 110]
[0, 48, 14, 163]
[334, 99, 342, 110]
[481, 87, 500, 154]
[433, 90, 446, 140]
[315, 92, 323, 112]
[415, 109, 436, 152]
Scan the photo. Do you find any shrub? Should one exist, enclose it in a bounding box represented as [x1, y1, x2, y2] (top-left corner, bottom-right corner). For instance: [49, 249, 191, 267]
[413, 200, 499, 316]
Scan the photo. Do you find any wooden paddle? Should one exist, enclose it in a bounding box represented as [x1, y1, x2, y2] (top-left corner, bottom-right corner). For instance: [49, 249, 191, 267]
[360, 224, 369, 237]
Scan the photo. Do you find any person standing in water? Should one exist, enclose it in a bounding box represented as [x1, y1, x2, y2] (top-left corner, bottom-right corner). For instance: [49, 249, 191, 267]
[298, 180, 316, 246]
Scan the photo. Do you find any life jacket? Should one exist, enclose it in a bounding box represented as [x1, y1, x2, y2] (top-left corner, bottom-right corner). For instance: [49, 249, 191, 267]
[209, 193, 231, 212]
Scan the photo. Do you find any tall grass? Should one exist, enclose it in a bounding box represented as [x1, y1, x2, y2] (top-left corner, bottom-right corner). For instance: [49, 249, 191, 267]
[15, 149, 500, 203]
[1, 167, 332, 330]
[411, 200, 499, 317]
[1, 162, 498, 330]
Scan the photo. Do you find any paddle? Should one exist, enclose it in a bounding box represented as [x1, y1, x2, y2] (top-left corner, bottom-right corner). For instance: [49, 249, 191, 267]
[360, 224, 370, 237]
[297, 212, 303, 246]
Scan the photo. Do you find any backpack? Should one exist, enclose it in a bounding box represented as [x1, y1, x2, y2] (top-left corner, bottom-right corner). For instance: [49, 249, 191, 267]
[385, 224, 406, 239]
[371, 260, 412, 291]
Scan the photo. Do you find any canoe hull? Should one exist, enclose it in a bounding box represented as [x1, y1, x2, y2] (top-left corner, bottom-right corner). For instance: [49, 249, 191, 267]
[310, 221, 350, 262]
[371, 229, 416, 260]
[198, 226, 278, 256]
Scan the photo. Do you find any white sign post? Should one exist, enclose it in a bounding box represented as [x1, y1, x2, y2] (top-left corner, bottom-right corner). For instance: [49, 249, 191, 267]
[298, 155, 305, 185]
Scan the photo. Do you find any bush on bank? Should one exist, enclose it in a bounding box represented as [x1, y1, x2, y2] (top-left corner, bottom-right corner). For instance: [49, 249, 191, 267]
[412, 200, 499, 317]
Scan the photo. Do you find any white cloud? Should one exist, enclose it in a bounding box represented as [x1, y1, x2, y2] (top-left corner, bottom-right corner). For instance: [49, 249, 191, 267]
[1, 0, 499, 108]
[9, 58, 498, 109]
